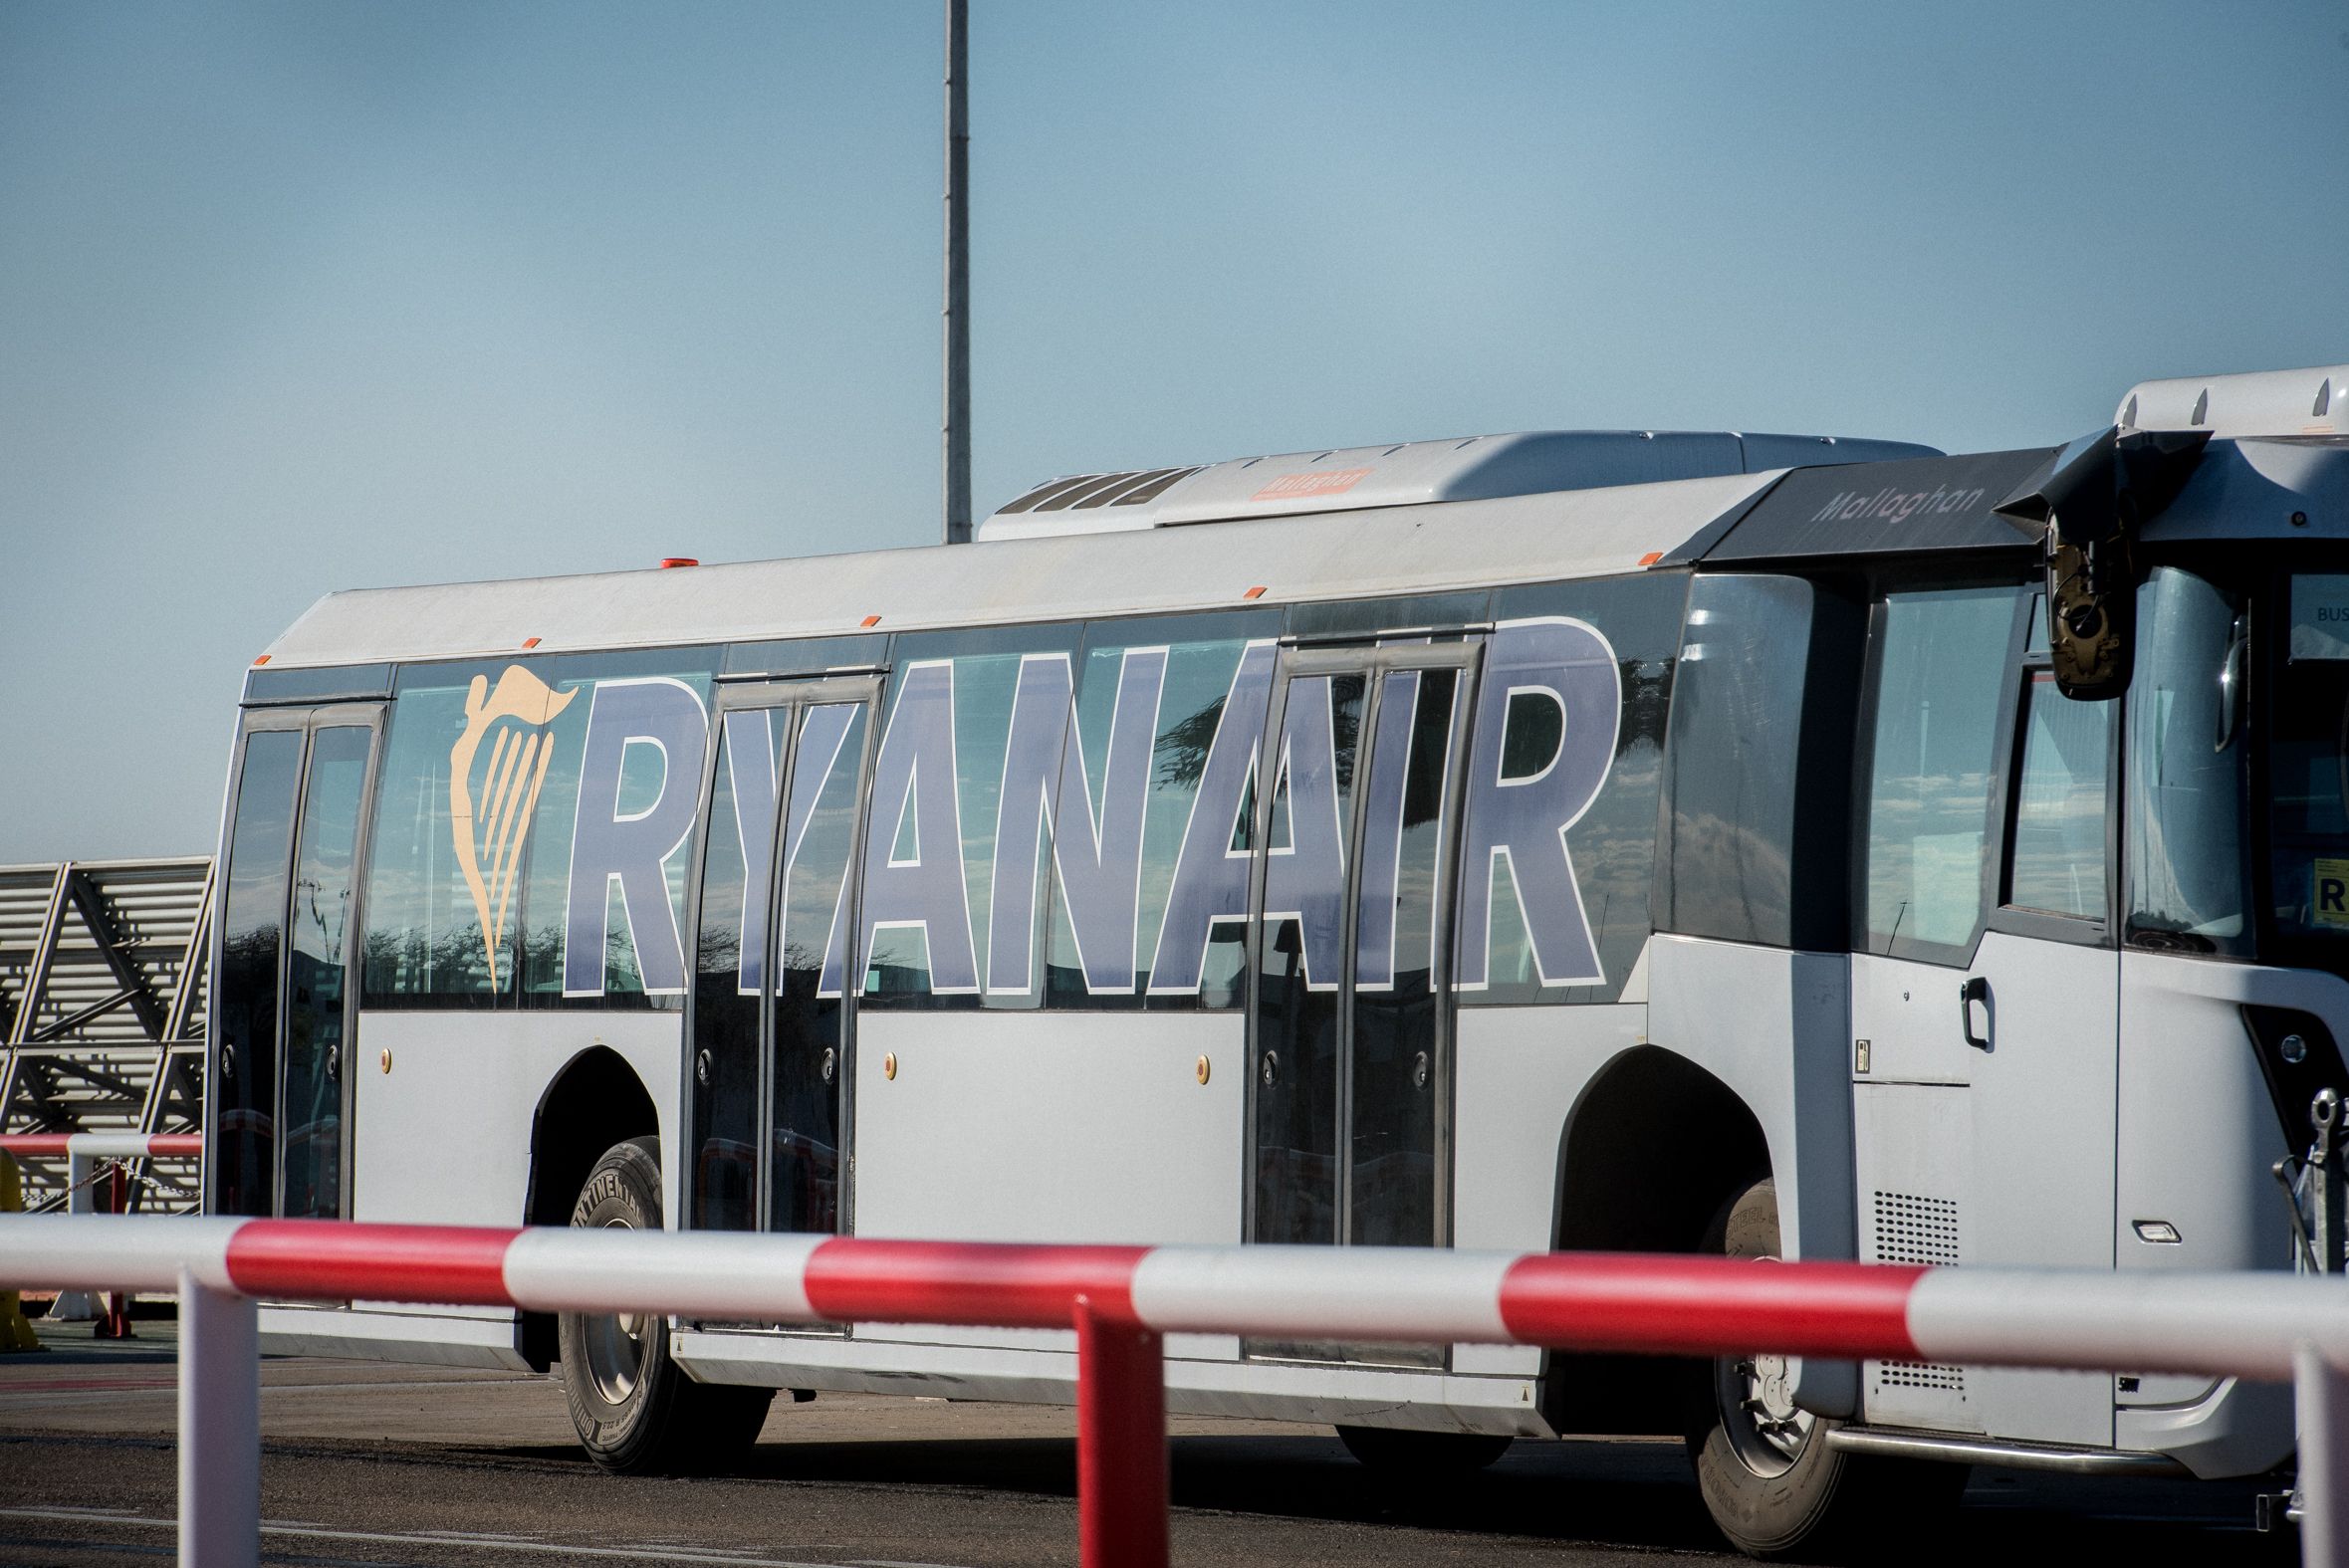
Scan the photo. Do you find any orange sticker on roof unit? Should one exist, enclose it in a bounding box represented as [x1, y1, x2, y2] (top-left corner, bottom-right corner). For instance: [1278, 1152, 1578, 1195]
[1252, 467, 1373, 503]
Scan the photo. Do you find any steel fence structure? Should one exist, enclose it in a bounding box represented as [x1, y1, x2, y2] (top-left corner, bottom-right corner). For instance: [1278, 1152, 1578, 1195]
[0, 858, 210, 1215]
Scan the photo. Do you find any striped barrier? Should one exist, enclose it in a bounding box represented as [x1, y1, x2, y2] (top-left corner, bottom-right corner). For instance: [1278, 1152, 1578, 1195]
[0, 1133, 203, 1161]
[0, 1215, 2343, 1568]
[0, 1134, 201, 1324]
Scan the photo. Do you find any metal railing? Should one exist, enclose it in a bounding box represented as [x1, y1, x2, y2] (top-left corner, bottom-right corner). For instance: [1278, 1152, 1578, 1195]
[0, 858, 210, 1214]
[3, 1215, 2345, 1568]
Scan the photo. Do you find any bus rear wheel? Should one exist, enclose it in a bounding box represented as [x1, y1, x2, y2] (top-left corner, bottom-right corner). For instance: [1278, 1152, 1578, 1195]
[558, 1136, 774, 1474]
[1687, 1178, 1963, 1559]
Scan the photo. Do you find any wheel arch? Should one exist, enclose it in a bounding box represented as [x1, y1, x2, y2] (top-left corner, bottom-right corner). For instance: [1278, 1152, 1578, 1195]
[1539, 1042, 1771, 1435]
[518, 1044, 660, 1371]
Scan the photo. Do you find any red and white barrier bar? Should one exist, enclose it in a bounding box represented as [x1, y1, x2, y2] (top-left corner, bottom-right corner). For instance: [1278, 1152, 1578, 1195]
[3, 1215, 2344, 1568]
[0, 1134, 201, 1321]
[0, 1133, 202, 1160]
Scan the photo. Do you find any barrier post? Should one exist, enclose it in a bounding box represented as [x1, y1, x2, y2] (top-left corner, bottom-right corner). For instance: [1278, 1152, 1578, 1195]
[178, 1267, 259, 1568]
[2301, 1344, 2349, 1568]
[53, 1150, 100, 1320]
[1072, 1293, 1168, 1568]
[97, 1164, 134, 1338]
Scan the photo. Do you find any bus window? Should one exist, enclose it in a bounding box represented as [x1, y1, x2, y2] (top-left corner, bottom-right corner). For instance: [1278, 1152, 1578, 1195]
[361, 651, 716, 1008]
[1047, 609, 1279, 1008]
[1863, 587, 2020, 959]
[856, 624, 1080, 1008]
[1471, 572, 1681, 1004]
[1655, 573, 1863, 951]
[2272, 574, 2349, 943]
[362, 665, 515, 1006]
[2005, 676, 2112, 921]
[280, 725, 372, 1219]
[212, 729, 304, 1217]
[2124, 569, 2249, 954]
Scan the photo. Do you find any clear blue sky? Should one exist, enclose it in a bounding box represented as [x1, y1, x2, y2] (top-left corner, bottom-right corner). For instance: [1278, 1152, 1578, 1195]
[4, 1, 2343, 861]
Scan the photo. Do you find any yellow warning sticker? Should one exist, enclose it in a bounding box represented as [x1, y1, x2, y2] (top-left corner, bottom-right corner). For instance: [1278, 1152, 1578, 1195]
[2316, 859, 2349, 928]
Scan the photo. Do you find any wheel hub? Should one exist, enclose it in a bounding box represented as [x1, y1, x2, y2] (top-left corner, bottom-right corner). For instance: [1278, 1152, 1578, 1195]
[581, 1216, 647, 1406]
[1718, 1348, 1816, 1477]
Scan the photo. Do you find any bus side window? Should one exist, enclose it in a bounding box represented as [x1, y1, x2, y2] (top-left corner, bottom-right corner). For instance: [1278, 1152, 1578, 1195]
[2124, 569, 2250, 953]
[1654, 573, 1863, 952]
[1473, 571, 1682, 1004]
[1861, 587, 2021, 960]
[2004, 674, 2112, 922]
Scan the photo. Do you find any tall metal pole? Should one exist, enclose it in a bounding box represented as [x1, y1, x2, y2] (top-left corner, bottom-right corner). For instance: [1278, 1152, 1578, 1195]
[942, 0, 972, 544]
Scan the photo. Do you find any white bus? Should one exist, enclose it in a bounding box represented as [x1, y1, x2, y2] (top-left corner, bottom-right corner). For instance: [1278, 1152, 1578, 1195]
[206, 367, 2344, 1556]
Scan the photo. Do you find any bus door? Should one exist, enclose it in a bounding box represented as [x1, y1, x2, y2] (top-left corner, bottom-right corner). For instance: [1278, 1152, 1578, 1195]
[1245, 641, 1479, 1362]
[1848, 586, 2118, 1449]
[686, 677, 879, 1254]
[209, 704, 383, 1221]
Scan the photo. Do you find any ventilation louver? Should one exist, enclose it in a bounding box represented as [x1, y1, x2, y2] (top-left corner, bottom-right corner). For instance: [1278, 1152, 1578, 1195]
[1871, 1191, 1965, 1399]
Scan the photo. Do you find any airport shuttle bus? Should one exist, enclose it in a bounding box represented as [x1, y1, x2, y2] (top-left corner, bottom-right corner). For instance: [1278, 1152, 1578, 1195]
[206, 366, 2348, 1555]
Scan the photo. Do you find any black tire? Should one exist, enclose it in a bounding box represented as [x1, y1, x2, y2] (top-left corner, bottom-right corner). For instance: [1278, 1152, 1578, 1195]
[1336, 1424, 1513, 1472]
[1687, 1178, 1965, 1561]
[558, 1136, 774, 1474]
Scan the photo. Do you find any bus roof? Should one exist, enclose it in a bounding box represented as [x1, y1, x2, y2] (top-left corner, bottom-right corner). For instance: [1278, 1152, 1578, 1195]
[253, 432, 2349, 674]
[257, 467, 1777, 669]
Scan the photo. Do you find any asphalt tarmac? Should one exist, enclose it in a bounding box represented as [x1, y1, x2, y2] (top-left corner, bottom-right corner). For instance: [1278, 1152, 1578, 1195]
[0, 1316, 2299, 1567]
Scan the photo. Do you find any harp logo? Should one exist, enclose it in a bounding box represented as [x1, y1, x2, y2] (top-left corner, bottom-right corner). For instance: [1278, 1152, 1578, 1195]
[448, 665, 578, 986]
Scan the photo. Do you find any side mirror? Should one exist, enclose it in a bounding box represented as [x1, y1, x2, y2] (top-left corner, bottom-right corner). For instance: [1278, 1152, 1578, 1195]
[1996, 428, 2209, 701]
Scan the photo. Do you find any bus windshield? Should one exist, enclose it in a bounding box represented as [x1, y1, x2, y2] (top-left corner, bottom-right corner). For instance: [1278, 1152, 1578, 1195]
[2273, 573, 2349, 946]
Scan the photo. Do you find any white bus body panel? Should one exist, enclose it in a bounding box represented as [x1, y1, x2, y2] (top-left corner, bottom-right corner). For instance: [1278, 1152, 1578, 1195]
[850, 1009, 1244, 1357]
[1851, 934, 2119, 1449]
[2107, 952, 2323, 1476]
[1644, 937, 1856, 1268]
[1449, 1001, 1646, 1377]
[1644, 936, 1859, 1417]
[256, 1010, 685, 1366]
[669, 1327, 1550, 1436]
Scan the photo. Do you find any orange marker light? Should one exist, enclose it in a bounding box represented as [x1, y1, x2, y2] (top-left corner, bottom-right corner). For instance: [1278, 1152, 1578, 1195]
[1638, 551, 1664, 566]
[252, 654, 271, 666]
[860, 614, 883, 628]
[521, 636, 542, 649]
[1242, 585, 1268, 601]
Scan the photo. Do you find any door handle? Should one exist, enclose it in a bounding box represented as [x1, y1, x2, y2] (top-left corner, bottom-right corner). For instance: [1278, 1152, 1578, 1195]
[1960, 976, 1992, 1050]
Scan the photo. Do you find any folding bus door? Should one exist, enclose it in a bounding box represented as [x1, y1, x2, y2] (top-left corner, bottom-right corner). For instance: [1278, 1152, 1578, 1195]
[209, 705, 383, 1221]
[686, 678, 879, 1272]
[1245, 641, 1479, 1365]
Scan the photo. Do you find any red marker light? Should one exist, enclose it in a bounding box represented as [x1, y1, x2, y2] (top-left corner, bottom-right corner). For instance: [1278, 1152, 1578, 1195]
[659, 558, 699, 569]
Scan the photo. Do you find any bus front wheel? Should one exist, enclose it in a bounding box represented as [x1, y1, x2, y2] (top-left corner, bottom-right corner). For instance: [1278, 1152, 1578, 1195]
[1686, 1178, 1964, 1559]
[558, 1136, 775, 1474]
